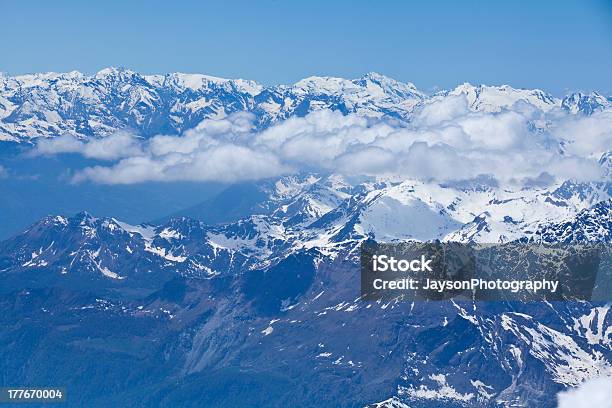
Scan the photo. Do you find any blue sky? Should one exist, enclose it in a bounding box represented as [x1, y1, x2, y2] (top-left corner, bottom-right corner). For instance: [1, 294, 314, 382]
[2, 0, 611, 95]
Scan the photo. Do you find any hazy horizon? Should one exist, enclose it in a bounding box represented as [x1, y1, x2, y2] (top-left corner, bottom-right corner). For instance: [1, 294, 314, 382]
[2, 0, 611, 95]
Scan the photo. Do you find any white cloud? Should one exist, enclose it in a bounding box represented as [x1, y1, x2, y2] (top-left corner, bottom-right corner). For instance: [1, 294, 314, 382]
[411, 94, 470, 126]
[33, 131, 143, 160]
[69, 113, 292, 184]
[554, 110, 612, 158]
[33, 102, 611, 185]
[557, 376, 612, 408]
[72, 144, 290, 184]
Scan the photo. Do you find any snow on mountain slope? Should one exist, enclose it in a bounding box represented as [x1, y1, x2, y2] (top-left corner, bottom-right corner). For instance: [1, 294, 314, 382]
[252, 72, 426, 127]
[524, 199, 611, 244]
[0, 68, 258, 141]
[280, 72, 424, 118]
[499, 312, 612, 387]
[143, 71, 263, 95]
[0, 212, 257, 282]
[2, 68, 609, 143]
[562, 92, 612, 115]
[1, 70, 611, 408]
[291, 177, 609, 250]
[357, 185, 462, 242]
[438, 83, 560, 112]
[268, 175, 355, 227]
[1, 171, 608, 285]
[0, 174, 610, 408]
[0, 69, 424, 142]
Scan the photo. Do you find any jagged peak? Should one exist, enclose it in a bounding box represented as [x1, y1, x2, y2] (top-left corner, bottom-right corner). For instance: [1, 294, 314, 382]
[359, 71, 416, 87]
[440, 82, 559, 112]
[7, 70, 85, 88]
[292, 74, 352, 90]
[361, 71, 390, 81]
[565, 90, 604, 98]
[292, 72, 424, 99]
[358, 72, 423, 97]
[450, 82, 553, 96]
[561, 91, 611, 114]
[94, 66, 139, 81]
[0, 68, 608, 144]
[156, 72, 263, 95]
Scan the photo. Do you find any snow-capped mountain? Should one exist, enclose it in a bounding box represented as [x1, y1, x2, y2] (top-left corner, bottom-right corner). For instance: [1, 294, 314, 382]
[435, 83, 559, 112]
[0, 68, 260, 141]
[524, 199, 611, 244]
[3, 172, 608, 286]
[1, 68, 609, 143]
[0, 69, 424, 142]
[1, 68, 611, 407]
[562, 92, 612, 115]
[1, 175, 610, 407]
[252, 72, 425, 127]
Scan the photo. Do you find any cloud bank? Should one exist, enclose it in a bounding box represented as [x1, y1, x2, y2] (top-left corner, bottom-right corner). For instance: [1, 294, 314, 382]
[557, 376, 612, 408]
[34, 131, 144, 161]
[33, 96, 611, 186]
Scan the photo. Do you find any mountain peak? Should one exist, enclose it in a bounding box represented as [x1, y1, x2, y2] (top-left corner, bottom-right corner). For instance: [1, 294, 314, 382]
[561, 91, 611, 115]
[445, 82, 559, 112]
[360, 71, 404, 85]
[73, 210, 102, 221]
[358, 72, 422, 96]
[362, 71, 388, 80]
[160, 72, 263, 95]
[291, 73, 424, 101]
[94, 66, 138, 80]
[0, 69, 607, 143]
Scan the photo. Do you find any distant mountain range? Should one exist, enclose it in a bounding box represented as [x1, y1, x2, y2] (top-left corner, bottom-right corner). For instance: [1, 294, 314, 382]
[1, 68, 610, 142]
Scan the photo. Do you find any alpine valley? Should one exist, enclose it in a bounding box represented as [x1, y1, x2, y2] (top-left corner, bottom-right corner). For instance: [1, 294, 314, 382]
[0, 69, 611, 407]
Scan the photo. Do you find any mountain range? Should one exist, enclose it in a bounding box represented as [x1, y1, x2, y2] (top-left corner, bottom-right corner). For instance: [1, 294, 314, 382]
[1, 172, 611, 407]
[1, 68, 610, 143]
[0, 69, 611, 407]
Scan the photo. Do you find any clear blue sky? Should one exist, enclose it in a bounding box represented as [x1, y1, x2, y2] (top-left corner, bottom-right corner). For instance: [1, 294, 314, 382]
[2, 0, 611, 95]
